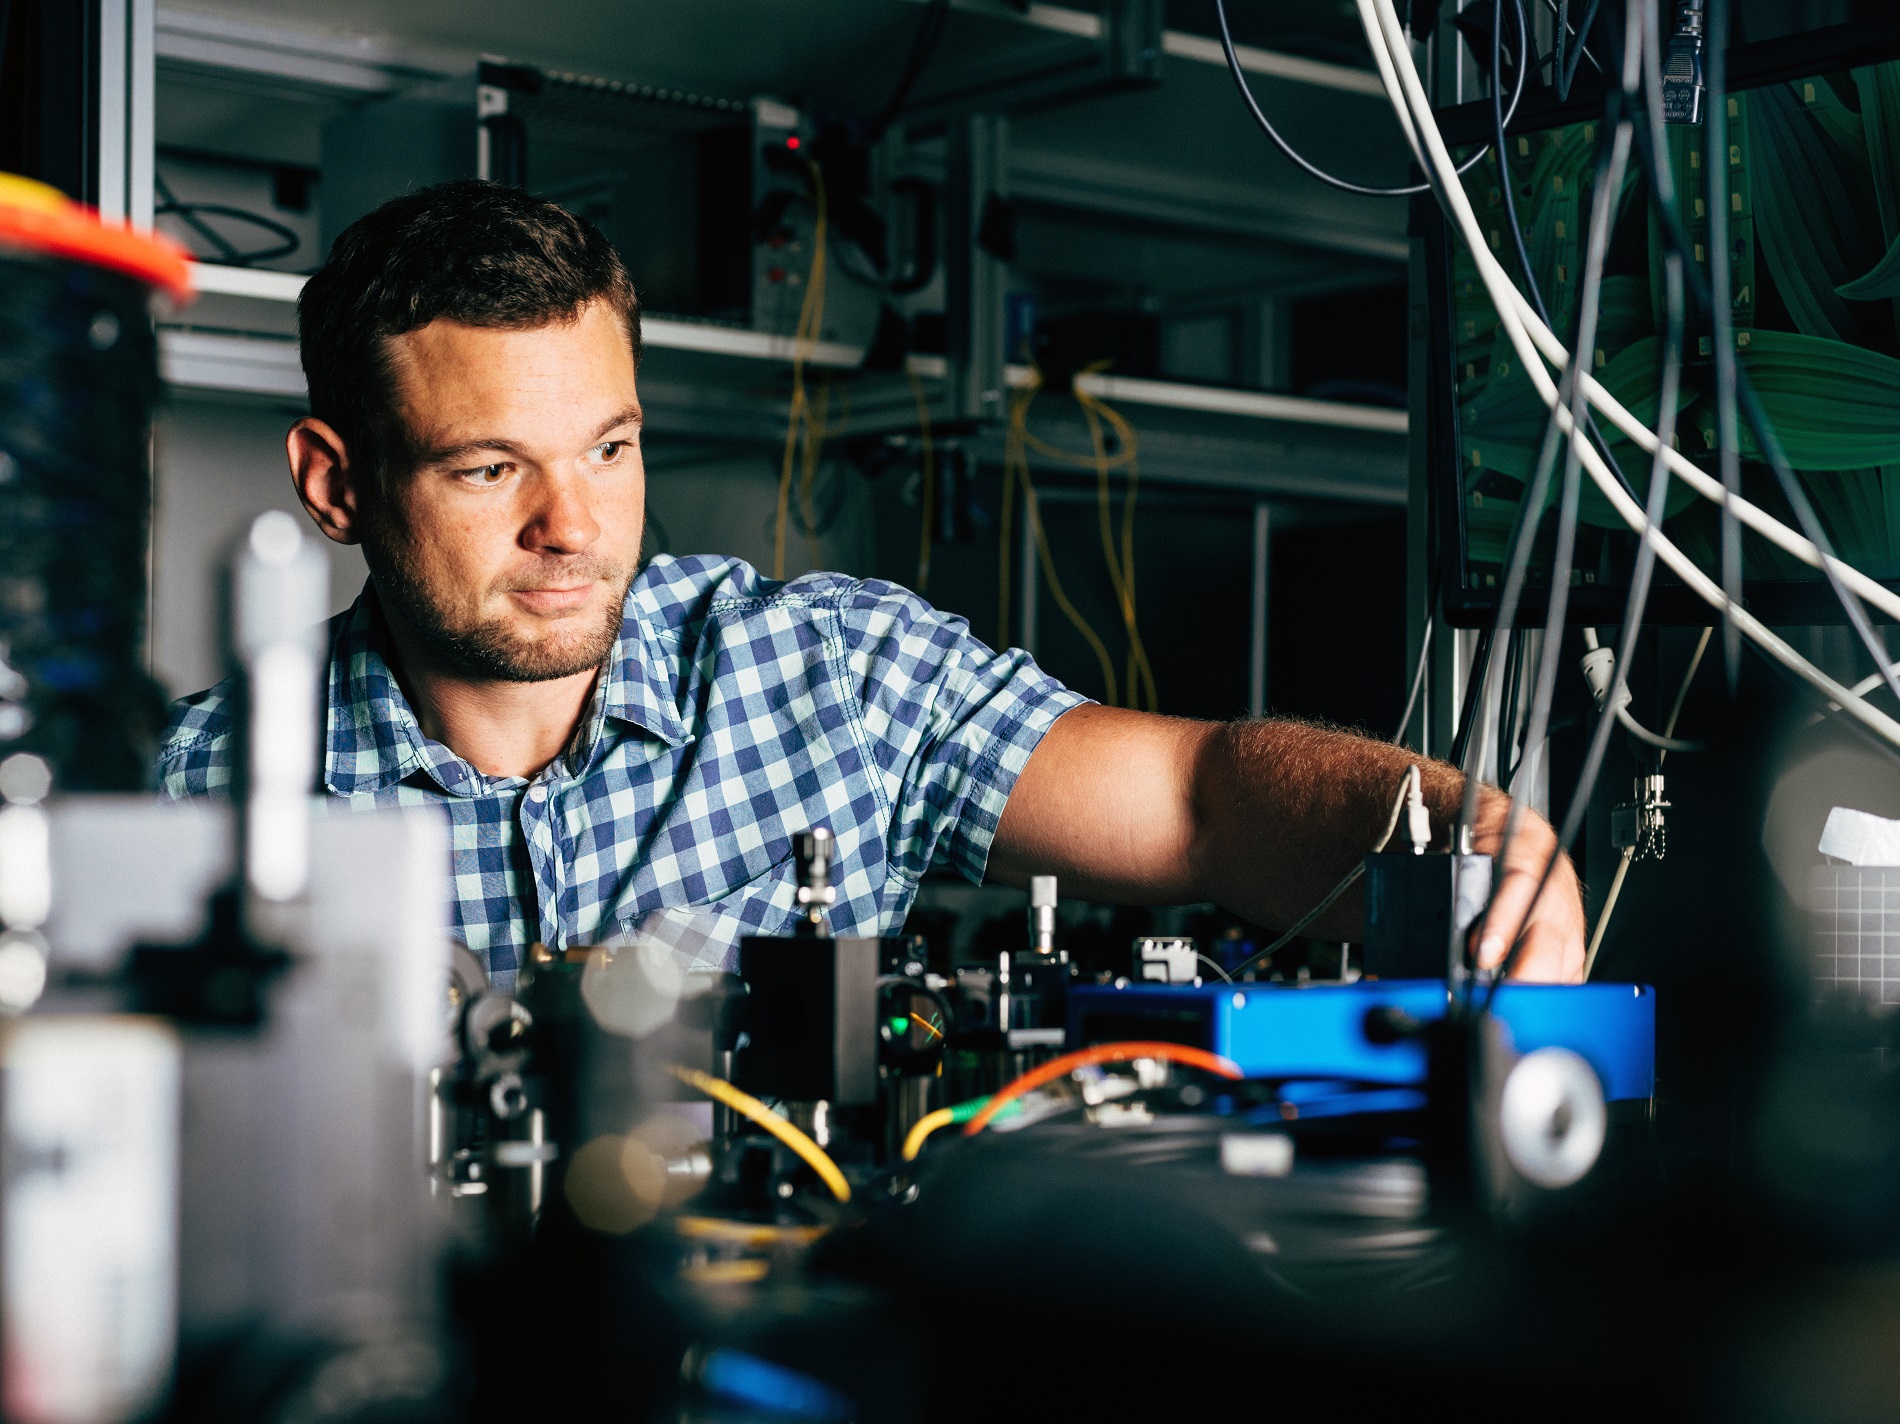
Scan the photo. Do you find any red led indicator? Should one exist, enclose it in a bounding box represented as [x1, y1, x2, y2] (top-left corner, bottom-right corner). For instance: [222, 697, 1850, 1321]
[785, 135, 801, 150]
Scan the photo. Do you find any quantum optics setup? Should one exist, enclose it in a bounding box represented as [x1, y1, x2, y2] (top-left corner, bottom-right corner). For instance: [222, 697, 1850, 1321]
[9, 0, 1900, 1419]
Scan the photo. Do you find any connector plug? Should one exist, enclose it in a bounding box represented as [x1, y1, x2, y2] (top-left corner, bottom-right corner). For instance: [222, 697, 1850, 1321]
[1404, 765, 1431, 855]
[1661, 0, 1706, 125]
[1579, 629, 1631, 717]
[1028, 874, 1058, 954]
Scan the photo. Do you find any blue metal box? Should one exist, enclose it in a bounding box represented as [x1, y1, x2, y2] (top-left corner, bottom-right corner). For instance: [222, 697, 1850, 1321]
[1065, 979, 1655, 1102]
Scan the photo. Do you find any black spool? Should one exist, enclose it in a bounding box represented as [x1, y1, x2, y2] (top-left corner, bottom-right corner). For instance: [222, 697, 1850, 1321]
[0, 249, 167, 789]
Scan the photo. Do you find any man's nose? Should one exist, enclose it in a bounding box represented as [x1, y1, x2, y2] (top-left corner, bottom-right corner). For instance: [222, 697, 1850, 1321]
[521, 470, 600, 555]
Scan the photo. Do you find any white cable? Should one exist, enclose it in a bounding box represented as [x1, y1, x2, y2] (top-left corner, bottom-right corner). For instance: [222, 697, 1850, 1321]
[1845, 662, 1900, 704]
[1357, 0, 1899, 624]
[1583, 846, 1632, 980]
[1404, 764, 1431, 852]
[1357, 0, 1900, 751]
[1614, 703, 1703, 754]
[1566, 372, 1900, 630]
[1809, 655, 1900, 722]
[1372, 11, 1900, 631]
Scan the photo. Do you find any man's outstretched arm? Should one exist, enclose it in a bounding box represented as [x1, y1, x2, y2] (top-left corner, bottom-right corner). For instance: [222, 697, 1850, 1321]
[988, 706, 1585, 983]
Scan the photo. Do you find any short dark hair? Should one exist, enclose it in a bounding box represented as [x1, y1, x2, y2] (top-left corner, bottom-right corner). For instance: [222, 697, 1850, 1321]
[298, 180, 641, 480]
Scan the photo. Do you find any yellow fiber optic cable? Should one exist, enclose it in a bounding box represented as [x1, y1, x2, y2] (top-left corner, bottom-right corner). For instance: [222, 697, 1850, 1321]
[1024, 471, 1120, 705]
[1075, 376, 1157, 711]
[1002, 365, 1162, 707]
[1005, 374, 1120, 703]
[773, 161, 828, 581]
[667, 1064, 851, 1204]
[901, 1106, 956, 1162]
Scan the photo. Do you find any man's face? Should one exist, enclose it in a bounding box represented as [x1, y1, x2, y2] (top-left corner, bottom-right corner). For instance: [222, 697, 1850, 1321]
[362, 301, 645, 683]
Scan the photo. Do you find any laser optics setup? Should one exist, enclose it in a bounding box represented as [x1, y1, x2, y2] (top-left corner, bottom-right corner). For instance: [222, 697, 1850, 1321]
[11, 0, 1900, 1419]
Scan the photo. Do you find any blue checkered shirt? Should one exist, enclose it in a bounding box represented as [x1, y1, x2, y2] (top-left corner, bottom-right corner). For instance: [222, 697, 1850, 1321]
[156, 555, 1083, 989]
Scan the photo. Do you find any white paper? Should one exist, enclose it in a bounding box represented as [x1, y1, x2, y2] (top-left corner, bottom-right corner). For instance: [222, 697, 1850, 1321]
[1819, 806, 1900, 866]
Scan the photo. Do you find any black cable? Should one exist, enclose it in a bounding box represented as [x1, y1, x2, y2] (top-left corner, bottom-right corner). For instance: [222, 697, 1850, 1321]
[866, 0, 950, 141]
[1555, 0, 1569, 89]
[1448, 404, 1568, 912]
[1702, 0, 1900, 714]
[1468, 0, 1900, 990]
[1706, 0, 1744, 692]
[1539, 0, 1602, 80]
[156, 172, 238, 264]
[154, 173, 299, 267]
[1455, 20, 1634, 983]
[1494, 0, 1548, 323]
[1215, 0, 1526, 198]
[1489, 0, 1682, 996]
[1492, 16, 1641, 531]
[1448, 625, 1497, 772]
[1620, 73, 1900, 753]
[1499, 628, 1524, 788]
[1493, 0, 1643, 508]
[1556, 0, 1603, 100]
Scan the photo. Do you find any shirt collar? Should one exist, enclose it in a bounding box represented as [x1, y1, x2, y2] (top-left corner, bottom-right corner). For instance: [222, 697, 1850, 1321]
[597, 575, 691, 749]
[322, 576, 690, 798]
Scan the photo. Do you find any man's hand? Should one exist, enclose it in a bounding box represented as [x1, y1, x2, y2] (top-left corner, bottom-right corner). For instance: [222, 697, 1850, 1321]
[991, 706, 1587, 983]
[1467, 789, 1586, 983]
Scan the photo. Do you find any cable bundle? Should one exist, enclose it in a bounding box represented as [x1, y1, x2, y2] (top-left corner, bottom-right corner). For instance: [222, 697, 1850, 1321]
[1212, 6, 1900, 980]
[997, 368, 1159, 710]
[1343, 0, 1900, 984]
[0, 177, 186, 790]
[772, 162, 832, 581]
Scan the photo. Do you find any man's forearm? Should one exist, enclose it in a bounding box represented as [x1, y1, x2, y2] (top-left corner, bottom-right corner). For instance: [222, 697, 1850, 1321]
[992, 707, 1585, 980]
[1185, 719, 1473, 936]
[1184, 719, 1581, 979]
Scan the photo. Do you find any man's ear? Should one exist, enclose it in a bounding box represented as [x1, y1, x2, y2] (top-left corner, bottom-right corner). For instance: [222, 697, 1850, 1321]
[288, 417, 368, 546]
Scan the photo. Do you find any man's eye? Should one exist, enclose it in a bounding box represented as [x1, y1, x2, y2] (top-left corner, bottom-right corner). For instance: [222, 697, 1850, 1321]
[593, 440, 628, 463]
[460, 464, 508, 485]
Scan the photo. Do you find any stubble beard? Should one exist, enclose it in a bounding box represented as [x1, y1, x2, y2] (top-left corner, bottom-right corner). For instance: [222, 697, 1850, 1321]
[360, 501, 640, 684]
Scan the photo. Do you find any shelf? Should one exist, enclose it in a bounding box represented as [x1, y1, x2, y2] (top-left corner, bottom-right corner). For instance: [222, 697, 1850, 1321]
[158, 329, 304, 399]
[177, 263, 868, 374]
[163, 269, 1404, 503]
[186, 263, 309, 302]
[1071, 372, 1406, 435]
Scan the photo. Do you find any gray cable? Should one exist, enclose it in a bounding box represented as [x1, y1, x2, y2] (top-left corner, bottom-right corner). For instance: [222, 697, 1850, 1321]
[1486, 0, 1680, 996]
[1215, 0, 1524, 198]
[1393, 620, 1434, 749]
[1614, 704, 1704, 754]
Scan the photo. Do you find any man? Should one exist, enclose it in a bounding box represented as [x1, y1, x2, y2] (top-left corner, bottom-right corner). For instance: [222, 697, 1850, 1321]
[158, 181, 1583, 987]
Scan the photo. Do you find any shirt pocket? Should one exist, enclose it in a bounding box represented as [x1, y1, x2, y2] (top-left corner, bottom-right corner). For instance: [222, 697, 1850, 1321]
[607, 846, 801, 968]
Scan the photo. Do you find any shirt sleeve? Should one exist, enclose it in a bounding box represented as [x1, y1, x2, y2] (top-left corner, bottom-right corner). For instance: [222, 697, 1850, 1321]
[839, 580, 1088, 886]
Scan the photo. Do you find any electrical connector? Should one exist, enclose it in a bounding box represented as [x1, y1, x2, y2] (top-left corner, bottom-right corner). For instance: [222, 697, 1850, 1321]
[1612, 775, 1669, 861]
[1580, 630, 1707, 754]
[1578, 628, 1632, 717]
[1661, 0, 1706, 125]
[1028, 874, 1057, 954]
[1404, 764, 1430, 855]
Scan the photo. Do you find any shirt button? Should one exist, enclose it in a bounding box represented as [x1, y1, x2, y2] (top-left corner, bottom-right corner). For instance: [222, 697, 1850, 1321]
[528, 785, 547, 802]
